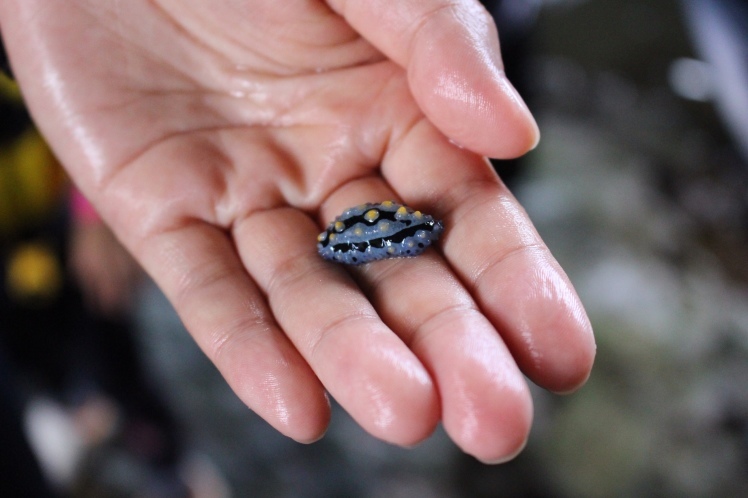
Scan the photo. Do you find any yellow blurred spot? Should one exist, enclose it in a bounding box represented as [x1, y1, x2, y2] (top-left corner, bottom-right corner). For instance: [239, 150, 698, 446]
[0, 73, 22, 101]
[0, 129, 67, 234]
[6, 243, 62, 303]
[317, 232, 327, 242]
[334, 221, 345, 232]
[364, 209, 379, 222]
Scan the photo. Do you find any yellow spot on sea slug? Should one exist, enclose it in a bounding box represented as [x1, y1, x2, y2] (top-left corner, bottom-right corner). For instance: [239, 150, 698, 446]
[395, 206, 408, 218]
[334, 221, 345, 232]
[317, 232, 327, 242]
[364, 209, 379, 222]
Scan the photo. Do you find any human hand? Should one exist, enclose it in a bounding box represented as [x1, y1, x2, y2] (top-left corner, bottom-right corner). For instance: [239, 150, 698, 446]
[1, 0, 595, 462]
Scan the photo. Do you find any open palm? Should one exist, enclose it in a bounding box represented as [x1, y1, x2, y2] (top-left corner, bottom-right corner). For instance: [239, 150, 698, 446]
[1, 0, 594, 462]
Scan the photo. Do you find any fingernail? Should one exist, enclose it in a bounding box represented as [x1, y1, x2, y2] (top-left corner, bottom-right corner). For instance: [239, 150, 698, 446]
[499, 75, 541, 150]
[473, 434, 529, 465]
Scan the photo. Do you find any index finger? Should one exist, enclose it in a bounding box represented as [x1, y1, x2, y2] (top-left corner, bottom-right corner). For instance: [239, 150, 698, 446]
[326, 0, 539, 158]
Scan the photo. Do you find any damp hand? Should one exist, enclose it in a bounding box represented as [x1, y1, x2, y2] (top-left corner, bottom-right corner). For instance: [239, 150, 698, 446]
[1, 0, 594, 462]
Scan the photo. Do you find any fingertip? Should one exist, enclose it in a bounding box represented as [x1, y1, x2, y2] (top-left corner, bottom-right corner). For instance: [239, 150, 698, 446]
[453, 379, 534, 464]
[276, 387, 333, 443]
[544, 326, 597, 395]
[287, 394, 332, 444]
[226, 354, 333, 444]
[474, 247, 596, 396]
[352, 351, 440, 447]
[495, 75, 541, 156]
[318, 328, 440, 447]
[430, 315, 534, 463]
[331, 0, 539, 158]
[406, 5, 540, 159]
[520, 271, 597, 394]
[281, 416, 330, 445]
[414, 69, 540, 159]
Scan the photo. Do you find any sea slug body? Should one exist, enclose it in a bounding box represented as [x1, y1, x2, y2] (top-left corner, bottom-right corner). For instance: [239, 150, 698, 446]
[317, 201, 443, 265]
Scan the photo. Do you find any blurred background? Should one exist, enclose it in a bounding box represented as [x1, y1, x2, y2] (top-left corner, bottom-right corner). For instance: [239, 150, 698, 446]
[2, 0, 747, 496]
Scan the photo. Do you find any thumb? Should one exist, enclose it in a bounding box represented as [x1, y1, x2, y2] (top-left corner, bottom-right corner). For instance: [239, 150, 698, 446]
[327, 0, 539, 158]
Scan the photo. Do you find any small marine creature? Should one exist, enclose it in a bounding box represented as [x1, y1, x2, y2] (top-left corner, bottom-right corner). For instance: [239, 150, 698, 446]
[317, 201, 443, 265]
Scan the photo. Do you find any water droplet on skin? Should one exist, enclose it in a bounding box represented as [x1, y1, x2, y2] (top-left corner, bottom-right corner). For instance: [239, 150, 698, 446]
[448, 138, 466, 149]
